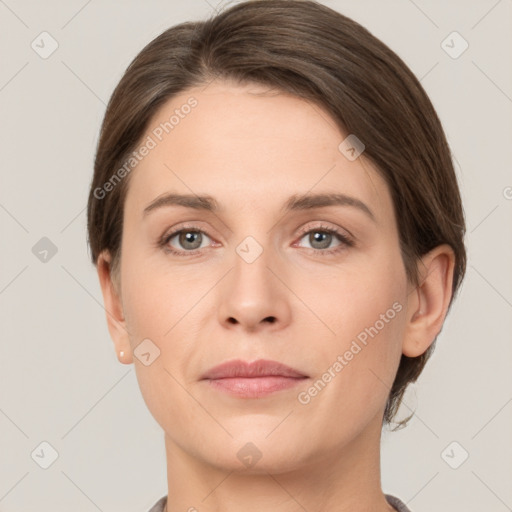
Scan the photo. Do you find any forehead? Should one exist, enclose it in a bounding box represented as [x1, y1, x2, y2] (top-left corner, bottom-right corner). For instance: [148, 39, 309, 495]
[124, 80, 391, 220]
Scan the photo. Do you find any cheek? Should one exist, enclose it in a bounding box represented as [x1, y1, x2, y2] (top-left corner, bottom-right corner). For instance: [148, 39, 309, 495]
[121, 271, 168, 339]
[119, 228, 186, 336]
[119, 251, 200, 428]
[311, 255, 406, 342]
[307, 252, 407, 397]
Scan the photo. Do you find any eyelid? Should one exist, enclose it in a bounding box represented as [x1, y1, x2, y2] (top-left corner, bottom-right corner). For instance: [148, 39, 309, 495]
[295, 221, 354, 241]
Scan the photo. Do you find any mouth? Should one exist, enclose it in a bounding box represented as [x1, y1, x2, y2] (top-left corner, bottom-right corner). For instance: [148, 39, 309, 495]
[205, 375, 308, 398]
[200, 359, 308, 398]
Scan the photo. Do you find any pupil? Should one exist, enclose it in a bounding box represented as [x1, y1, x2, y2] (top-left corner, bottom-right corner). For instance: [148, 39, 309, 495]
[311, 231, 330, 249]
[181, 231, 201, 249]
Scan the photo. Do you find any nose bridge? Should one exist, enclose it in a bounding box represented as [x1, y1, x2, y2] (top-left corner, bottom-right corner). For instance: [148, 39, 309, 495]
[231, 231, 275, 295]
[228, 202, 276, 270]
[214, 225, 291, 330]
[235, 232, 267, 267]
[227, 204, 291, 289]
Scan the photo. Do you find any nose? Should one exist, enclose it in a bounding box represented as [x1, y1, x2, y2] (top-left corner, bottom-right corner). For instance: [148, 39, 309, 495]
[216, 242, 292, 333]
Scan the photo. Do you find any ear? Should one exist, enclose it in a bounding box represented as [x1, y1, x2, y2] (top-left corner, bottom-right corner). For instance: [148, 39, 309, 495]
[402, 244, 456, 357]
[96, 250, 133, 364]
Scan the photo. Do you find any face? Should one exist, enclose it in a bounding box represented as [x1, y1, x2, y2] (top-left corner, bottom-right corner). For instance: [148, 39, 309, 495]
[111, 80, 414, 472]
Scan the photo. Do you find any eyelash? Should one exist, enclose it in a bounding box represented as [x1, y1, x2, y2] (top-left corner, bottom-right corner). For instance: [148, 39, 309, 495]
[157, 223, 355, 257]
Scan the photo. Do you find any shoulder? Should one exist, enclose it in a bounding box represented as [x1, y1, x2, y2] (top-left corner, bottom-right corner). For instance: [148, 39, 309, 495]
[385, 494, 413, 512]
[147, 495, 167, 512]
[147, 494, 408, 512]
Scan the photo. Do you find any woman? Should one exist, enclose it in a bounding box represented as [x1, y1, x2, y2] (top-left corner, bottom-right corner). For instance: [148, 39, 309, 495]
[87, 1, 466, 510]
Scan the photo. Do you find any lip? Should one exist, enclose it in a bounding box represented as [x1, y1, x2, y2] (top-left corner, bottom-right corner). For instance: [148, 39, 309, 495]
[201, 359, 309, 398]
[201, 358, 308, 380]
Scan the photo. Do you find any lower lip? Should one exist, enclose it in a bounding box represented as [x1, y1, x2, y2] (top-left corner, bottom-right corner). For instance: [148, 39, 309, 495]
[205, 376, 308, 398]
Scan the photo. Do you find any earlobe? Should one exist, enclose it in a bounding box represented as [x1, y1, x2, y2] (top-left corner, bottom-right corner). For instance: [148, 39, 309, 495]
[96, 250, 133, 364]
[402, 244, 456, 358]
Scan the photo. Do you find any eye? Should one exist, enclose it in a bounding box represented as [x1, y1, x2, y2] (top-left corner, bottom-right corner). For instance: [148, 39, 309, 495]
[158, 223, 355, 257]
[160, 226, 213, 256]
[295, 224, 354, 255]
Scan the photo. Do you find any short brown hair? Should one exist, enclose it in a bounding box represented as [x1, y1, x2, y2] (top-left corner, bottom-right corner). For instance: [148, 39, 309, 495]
[87, 0, 467, 428]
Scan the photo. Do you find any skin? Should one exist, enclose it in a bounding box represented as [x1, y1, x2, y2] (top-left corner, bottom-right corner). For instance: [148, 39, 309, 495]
[97, 79, 455, 512]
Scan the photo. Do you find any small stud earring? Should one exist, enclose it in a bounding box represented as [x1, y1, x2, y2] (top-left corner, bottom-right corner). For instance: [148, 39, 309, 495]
[120, 351, 125, 358]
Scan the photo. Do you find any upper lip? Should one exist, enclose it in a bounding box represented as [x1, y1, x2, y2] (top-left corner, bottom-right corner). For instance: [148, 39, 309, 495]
[201, 359, 308, 380]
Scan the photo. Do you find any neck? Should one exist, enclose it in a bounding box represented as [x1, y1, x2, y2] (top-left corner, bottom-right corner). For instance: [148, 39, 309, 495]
[163, 411, 395, 512]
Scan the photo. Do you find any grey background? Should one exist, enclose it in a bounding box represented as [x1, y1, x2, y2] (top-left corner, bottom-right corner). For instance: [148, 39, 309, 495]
[1, 0, 511, 511]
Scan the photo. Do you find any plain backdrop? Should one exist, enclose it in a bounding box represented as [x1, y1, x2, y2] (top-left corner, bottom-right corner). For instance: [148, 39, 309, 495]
[1, 0, 511, 511]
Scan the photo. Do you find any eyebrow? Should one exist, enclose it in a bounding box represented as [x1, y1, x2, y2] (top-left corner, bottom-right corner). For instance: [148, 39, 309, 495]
[142, 192, 375, 222]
